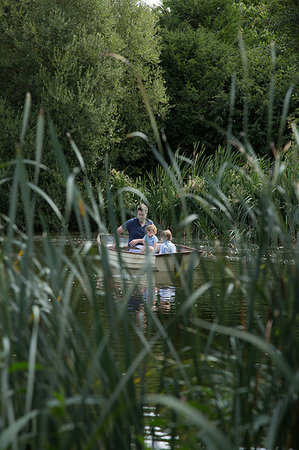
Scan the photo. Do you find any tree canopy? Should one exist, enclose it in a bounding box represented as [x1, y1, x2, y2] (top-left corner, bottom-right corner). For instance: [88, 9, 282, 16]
[0, 0, 298, 231]
[0, 0, 169, 227]
[159, 0, 298, 155]
[0, 0, 168, 173]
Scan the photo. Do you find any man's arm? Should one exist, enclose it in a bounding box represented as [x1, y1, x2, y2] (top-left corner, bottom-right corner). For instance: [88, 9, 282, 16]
[129, 238, 144, 246]
[117, 225, 124, 234]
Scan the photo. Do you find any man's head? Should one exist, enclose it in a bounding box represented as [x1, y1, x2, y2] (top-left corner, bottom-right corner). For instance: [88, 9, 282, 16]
[137, 204, 148, 223]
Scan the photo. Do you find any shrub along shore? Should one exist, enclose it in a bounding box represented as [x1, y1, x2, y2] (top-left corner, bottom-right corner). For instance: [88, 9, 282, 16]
[108, 142, 298, 244]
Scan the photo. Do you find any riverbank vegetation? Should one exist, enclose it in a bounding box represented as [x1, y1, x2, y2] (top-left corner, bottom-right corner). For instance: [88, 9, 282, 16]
[0, 0, 167, 222]
[109, 140, 298, 243]
[1, 0, 298, 231]
[159, 0, 298, 153]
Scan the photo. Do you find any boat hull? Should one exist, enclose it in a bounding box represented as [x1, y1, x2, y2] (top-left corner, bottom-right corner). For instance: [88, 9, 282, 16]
[102, 245, 200, 272]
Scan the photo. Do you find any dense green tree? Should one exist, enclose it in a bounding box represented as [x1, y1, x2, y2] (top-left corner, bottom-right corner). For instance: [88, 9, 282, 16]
[161, 24, 235, 150]
[238, 0, 299, 55]
[0, 0, 168, 228]
[159, 0, 298, 155]
[236, 0, 298, 147]
[159, 0, 239, 152]
[160, 0, 240, 41]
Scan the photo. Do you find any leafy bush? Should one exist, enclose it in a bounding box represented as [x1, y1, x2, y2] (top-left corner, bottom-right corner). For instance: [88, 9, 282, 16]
[0, 0, 168, 225]
[159, 0, 298, 156]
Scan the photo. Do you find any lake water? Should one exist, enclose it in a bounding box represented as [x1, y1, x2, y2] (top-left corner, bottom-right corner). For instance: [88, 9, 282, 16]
[38, 234, 293, 448]
[65, 236, 272, 448]
[73, 238, 270, 332]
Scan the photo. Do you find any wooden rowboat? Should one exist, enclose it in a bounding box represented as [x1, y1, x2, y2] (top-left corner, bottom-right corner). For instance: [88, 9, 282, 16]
[98, 236, 200, 272]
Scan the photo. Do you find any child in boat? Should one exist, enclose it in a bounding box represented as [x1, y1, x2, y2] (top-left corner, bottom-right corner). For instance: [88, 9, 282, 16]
[159, 229, 176, 254]
[143, 224, 158, 252]
[129, 224, 158, 253]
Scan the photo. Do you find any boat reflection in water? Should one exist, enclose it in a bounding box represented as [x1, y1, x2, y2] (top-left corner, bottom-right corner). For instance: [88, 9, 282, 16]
[128, 278, 176, 316]
[157, 284, 176, 313]
[122, 270, 183, 331]
[94, 260, 201, 330]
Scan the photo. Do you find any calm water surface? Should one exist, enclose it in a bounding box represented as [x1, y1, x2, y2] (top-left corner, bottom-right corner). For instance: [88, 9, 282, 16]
[41, 235, 276, 448]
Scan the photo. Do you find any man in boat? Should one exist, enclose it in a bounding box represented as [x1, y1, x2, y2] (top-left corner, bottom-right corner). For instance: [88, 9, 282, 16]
[117, 203, 154, 252]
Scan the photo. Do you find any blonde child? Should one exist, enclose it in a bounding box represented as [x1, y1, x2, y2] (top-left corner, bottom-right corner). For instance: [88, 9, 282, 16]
[129, 224, 158, 253]
[159, 229, 176, 254]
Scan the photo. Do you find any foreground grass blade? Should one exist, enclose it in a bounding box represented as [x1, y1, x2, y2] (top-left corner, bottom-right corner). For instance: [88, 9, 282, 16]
[0, 411, 38, 450]
[147, 394, 233, 450]
[25, 306, 40, 415]
[19, 93, 31, 146]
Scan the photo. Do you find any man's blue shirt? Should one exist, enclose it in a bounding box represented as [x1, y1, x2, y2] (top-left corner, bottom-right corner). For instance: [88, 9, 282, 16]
[122, 217, 153, 245]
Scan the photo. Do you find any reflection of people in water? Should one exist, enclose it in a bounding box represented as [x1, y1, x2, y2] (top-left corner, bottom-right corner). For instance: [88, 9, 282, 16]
[97, 272, 177, 327]
[158, 286, 176, 302]
[128, 285, 158, 329]
[126, 282, 177, 317]
[131, 284, 177, 321]
[157, 285, 176, 313]
[127, 286, 157, 312]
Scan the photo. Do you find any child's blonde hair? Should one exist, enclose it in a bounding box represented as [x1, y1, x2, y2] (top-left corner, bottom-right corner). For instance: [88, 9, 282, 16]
[146, 224, 157, 234]
[162, 229, 172, 241]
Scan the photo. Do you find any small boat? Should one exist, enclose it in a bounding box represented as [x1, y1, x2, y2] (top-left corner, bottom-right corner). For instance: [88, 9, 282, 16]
[98, 235, 200, 272]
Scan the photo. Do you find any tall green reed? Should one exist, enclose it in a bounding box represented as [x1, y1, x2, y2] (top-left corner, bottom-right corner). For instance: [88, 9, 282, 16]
[0, 94, 146, 449]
